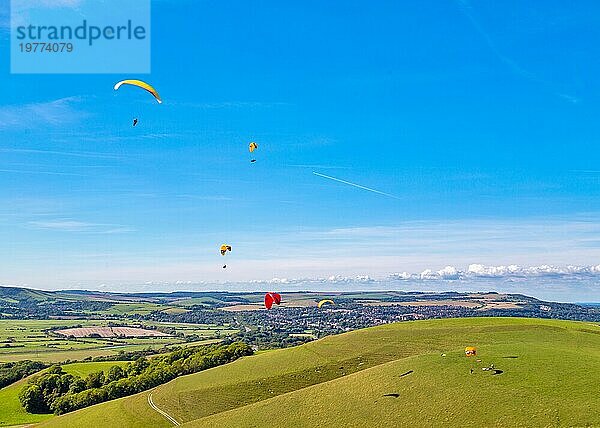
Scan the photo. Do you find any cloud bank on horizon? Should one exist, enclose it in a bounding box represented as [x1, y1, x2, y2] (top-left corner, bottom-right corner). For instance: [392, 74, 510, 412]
[393, 264, 600, 281]
[5, 263, 599, 304]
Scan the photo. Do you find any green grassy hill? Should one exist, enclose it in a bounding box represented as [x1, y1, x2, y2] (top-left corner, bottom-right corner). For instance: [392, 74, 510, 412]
[0, 376, 53, 427]
[0, 361, 132, 427]
[0, 286, 56, 303]
[36, 318, 600, 428]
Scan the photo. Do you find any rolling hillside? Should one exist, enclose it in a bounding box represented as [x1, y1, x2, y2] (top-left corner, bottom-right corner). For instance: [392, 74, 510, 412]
[0, 361, 128, 427]
[0, 376, 53, 427]
[36, 317, 600, 427]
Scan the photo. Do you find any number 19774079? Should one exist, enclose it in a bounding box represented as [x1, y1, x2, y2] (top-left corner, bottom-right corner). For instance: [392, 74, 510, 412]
[19, 43, 74, 53]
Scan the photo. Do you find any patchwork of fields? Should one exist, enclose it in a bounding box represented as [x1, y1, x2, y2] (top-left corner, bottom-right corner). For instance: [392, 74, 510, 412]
[0, 319, 237, 363]
[55, 326, 170, 338]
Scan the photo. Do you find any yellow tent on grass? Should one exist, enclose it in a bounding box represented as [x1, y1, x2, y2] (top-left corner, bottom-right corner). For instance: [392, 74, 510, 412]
[465, 346, 477, 357]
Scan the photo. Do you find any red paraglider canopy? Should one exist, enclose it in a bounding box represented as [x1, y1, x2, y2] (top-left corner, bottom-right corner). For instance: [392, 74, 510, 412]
[264, 292, 282, 310]
[264, 293, 274, 309]
[272, 292, 281, 305]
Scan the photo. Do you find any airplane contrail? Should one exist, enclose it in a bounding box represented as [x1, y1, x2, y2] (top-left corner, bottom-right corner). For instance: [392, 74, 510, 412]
[313, 172, 400, 200]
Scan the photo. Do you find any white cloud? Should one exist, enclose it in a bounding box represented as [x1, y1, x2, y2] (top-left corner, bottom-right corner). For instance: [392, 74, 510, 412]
[267, 275, 375, 285]
[176, 194, 233, 201]
[0, 97, 88, 130]
[28, 219, 134, 234]
[0, 168, 84, 177]
[0, 148, 120, 160]
[391, 263, 600, 281]
[418, 268, 460, 280]
[29, 220, 92, 232]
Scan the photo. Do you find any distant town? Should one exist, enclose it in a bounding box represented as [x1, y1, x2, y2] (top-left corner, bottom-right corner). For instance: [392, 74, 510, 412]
[1, 286, 598, 353]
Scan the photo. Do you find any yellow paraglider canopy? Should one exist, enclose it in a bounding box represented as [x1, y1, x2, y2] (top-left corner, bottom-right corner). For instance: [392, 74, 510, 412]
[317, 299, 335, 309]
[249, 142, 258, 153]
[114, 79, 162, 104]
[465, 346, 477, 357]
[220, 244, 232, 256]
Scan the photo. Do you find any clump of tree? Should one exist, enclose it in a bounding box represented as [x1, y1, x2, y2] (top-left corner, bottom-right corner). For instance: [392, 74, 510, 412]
[0, 360, 47, 389]
[19, 342, 252, 415]
[226, 330, 313, 350]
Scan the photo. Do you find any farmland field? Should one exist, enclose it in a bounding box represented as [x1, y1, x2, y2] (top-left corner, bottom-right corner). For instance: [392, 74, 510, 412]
[55, 327, 170, 338]
[95, 303, 168, 316]
[0, 319, 237, 363]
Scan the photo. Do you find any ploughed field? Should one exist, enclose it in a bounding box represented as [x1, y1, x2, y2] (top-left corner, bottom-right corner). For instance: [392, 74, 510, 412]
[35, 317, 600, 428]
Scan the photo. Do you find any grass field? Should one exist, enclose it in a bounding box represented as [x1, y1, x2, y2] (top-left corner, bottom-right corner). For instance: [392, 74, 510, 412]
[170, 297, 223, 307]
[62, 361, 129, 378]
[97, 303, 167, 316]
[35, 318, 600, 428]
[0, 377, 53, 427]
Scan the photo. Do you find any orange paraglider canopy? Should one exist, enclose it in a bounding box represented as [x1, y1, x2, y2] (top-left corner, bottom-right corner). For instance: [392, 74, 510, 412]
[264, 292, 282, 309]
[465, 346, 477, 357]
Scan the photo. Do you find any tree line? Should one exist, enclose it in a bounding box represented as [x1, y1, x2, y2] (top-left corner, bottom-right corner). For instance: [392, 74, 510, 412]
[19, 342, 252, 415]
[0, 360, 47, 389]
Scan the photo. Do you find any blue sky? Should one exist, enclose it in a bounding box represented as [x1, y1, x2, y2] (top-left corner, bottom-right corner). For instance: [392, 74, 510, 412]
[1, 1, 600, 301]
